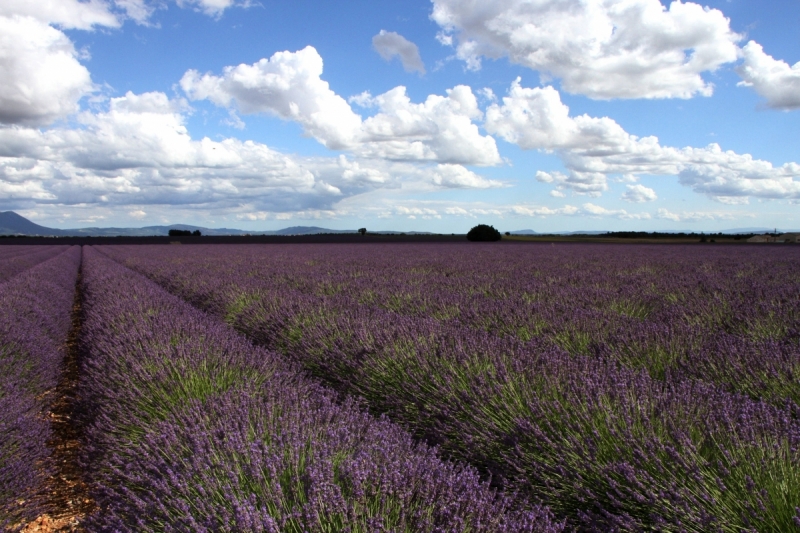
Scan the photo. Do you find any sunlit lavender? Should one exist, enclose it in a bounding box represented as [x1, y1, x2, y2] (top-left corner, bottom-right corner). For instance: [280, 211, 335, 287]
[79, 246, 558, 532]
[0, 246, 80, 528]
[103, 242, 800, 531]
[2, 242, 799, 531]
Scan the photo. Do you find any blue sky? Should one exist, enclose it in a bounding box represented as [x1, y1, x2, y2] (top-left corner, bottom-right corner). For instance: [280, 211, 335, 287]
[1, 0, 798, 233]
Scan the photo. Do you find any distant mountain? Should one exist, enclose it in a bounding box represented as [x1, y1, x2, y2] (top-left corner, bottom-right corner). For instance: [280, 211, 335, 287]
[649, 228, 799, 235]
[64, 224, 252, 237]
[269, 226, 357, 235]
[0, 211, 253, 236]
[719, 227, 800, 234]
[5, 211, 789, 239]
[0, 211, 367, 237]
[510, 230, 609, 235]
[0, 211, 67, 236]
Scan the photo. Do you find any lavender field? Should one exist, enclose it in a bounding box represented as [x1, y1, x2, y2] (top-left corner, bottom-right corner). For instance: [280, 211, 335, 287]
[2, 242, 799, 531]
[1, 246, 80, 528]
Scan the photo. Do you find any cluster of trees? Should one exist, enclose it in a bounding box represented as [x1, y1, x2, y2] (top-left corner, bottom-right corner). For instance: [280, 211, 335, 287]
[168, 229, 201, 237]
[467, 224, 502, 242]
[351, 225, 504, 241]
[601, 231, 753, 240]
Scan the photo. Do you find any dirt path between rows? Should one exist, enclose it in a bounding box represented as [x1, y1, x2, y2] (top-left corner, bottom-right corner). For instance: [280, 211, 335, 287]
[22, 265, 94, 532]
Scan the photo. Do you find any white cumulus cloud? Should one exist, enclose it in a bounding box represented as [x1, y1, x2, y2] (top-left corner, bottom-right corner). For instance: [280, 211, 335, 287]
[0, 0, 120, 30]
[357, 85, 501, 165]
[176, 0, 250, 18]
[0, 16, 94, 126]
[0, 91, 324, 210]
[737, 41, 800, 110]
[334, 197, 587, 222]
[444, 206, 470, 216]
[0, 89, 502, 218]
[432, 164, 502, 189]
[656, 207, 738, 222]
[337, 156, 388, 185]
[583, 202, 650, 219]
[396, 205, 441, 219]
[622, 184, 657, 203]
[180, 46, 363, 150]
[431, 0, 741, 99]
[676, 145, 800, 199]
[486, 79, 800, 201]
[0, 0, 159, 128]
[535, 170, 607, 196]
[372, 30, 425, 74]
[181, 47, 501, 165]
[512, 204, 579, 217]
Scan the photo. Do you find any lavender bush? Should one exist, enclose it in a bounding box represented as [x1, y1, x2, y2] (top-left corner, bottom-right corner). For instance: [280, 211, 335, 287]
[0, 245, 70, 283]
[0, 246, 81, 529]
[103, 243, 800, 408]
[99, 243, 800, 530]
[79, 246, 559, 532]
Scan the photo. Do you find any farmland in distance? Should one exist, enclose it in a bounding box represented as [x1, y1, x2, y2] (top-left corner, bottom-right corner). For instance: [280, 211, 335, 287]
[3, 242, 799, 531]
[101, 242, 800, 531]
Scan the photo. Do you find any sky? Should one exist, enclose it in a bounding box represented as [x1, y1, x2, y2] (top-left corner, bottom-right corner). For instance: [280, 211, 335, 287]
[0, 0, 798, 233]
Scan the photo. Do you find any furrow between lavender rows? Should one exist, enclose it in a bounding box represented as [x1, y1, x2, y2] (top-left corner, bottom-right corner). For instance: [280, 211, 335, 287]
[0, 246, 81, 530]
[97, 244, 800, 531]
[78, 246, 558, 532]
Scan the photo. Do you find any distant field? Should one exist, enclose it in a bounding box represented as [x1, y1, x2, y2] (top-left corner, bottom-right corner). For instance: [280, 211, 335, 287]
[100, 242, 800, 531]
[502, 234, 751, 244]
[3, 243, 799, 531]
[0, 231, 766, 246]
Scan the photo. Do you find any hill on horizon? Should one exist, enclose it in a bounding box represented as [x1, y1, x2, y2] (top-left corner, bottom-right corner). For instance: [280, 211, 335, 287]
[0, 211, 69, 236]
[0, 211, 366, 237]
[2, 211, 795, 238]
[0, 211, 431, 237]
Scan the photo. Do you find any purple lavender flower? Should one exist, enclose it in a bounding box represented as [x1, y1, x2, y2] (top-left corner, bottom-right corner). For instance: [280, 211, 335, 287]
[96, 242, 800, 530]
[79, 246, 560, 532]
[0, 246, 81, 529]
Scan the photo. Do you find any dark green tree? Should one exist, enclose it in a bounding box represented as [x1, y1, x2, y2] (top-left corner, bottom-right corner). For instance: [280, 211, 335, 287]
[168, 229, 201, 237]
[466, 224, 502, 242]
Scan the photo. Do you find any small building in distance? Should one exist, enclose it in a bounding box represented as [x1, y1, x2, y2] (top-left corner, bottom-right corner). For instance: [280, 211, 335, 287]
[748, 233, 800, 243]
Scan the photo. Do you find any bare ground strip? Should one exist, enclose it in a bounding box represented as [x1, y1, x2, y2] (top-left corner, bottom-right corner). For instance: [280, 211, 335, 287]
[21, 264, 93, 533]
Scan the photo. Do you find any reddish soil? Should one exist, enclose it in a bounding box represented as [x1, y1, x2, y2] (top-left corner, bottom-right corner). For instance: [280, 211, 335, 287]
[20, 270, 94, 532]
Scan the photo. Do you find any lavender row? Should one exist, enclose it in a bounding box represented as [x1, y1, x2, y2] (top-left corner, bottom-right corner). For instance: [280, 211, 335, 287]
[285, 243, 799, 350]
[0, 245, 57, 260]
[79, 246, 559, 532]
[0, 246, 81, 530]
[110, 242, 799, 344]
[103, 243, 800, 409]
[99, 243, 800, 530]
[186, 281, 800, 530]
[0, 245, 71, 283]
